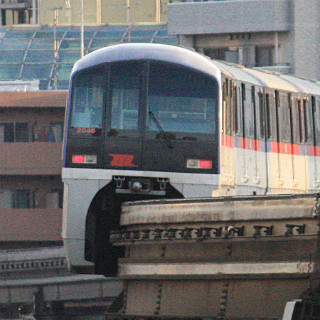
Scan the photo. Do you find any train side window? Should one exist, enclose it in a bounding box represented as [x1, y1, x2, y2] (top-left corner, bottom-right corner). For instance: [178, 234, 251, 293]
[258, 91, 265, 138]
[277, 92, 291, 143]
[232, 84, 238, 134]
[238, 83, 246, 136]
[244, 85, 254, 138]
[265, 93, 272, 139]
[292, 97, 300, 144]
[312, 97, 320, 146]
[297, 98, 308, 143]
[302, 98, 308, 142]
[224, 78, 233, 135]
[223, 81, 231, 135]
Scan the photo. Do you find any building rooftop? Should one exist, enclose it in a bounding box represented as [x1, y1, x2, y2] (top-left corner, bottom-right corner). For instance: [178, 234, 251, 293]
[0, 24, 177, 90]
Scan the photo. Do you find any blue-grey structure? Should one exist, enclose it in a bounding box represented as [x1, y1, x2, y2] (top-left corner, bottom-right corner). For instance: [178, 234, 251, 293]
[0, 24, 177, 90]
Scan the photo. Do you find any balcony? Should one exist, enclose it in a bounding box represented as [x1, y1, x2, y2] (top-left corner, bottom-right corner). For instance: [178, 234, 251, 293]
[0, 142, 62, 175]
[0, 208, 62, 241]
[168, 0, 290, 35]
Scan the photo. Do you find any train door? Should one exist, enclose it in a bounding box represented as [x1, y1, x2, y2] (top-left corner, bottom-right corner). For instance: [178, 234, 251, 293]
[104, 62, 144, 170]
[238, 83, 257, 193]
[263, 89, 277, 193]
[254, 87, 267, 193]
[220, 77, 236, 194]
[276, 91, 295, 191]
[291, 95, 308, 191]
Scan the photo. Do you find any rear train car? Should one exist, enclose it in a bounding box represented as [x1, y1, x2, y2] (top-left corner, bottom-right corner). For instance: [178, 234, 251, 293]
[62, 43, 320, 275]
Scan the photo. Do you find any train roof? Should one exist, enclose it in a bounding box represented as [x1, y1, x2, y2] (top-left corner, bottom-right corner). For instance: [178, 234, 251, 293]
[71, 43, 221, 81]
[72, 43, 320, 95]
[214, 59, 320, 95]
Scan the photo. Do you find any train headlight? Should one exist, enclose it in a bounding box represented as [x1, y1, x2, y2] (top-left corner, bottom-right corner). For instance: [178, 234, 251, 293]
[186, 159, 212, 169]
[72, 154, 97, 164]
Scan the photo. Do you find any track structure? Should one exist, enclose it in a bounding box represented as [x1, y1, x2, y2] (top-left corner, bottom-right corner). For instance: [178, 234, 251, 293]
[106, 193, 320, 320]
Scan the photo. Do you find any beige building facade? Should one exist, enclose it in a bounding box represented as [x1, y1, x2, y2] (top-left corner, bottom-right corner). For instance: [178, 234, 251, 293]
[168, 0, 320, 81]
[0, 0, 169, 26]
[0, 90, 67, 249]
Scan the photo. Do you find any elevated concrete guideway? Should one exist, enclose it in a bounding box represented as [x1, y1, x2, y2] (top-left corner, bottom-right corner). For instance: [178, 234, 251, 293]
[0, 247, 122, 304]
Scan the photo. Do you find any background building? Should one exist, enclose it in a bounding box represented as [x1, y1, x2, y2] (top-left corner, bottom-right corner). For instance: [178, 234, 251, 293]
[0, 25, 176, 90]
[0, 0, 169, 26]
[168, 0, 320, 80]
[0, 89, 66, 249]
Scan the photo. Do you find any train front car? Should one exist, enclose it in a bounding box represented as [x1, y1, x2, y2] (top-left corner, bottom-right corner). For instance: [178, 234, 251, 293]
[62, 43, 221, 275]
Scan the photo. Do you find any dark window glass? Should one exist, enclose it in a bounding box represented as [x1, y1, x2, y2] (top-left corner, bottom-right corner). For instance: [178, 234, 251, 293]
[297, 99, 307, 143]
[16, 123, 29, 142]
[244, 86, 254, 138]
[14, 189, 30, 209]
[71, 69, 105, 129]
[265, 93, 272, 139]
[47, 122, 64, 142]
[312, 98, 320, 146]
[147, 62, 218, 135]
[302, 99, 308, 142]
[259, 92, 265, 138]
[0, 123, 14, 142]
[278, 93, 291, 143]
[232, 84, 238, 134]
[110, 62, 142, 133]
[255, 46, 274, 67]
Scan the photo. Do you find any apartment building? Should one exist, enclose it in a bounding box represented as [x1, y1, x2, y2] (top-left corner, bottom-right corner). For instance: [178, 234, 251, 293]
[0, 89, 67, 249]
[168, 0, 320, 80]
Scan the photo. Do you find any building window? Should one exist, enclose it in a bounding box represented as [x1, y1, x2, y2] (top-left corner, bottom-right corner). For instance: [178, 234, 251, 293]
[255, 46, 274, 67]
[204, 48, 239, 64]
[0, 122, 29, 142]
[0, 189, 31, 209]
[46, 189, 63, 209]
[47, 122, 64, 142]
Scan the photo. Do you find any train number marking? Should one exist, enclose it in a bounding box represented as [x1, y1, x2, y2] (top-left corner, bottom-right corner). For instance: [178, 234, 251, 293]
[76, 128, 96, 134]
[109, 154, 136, 167]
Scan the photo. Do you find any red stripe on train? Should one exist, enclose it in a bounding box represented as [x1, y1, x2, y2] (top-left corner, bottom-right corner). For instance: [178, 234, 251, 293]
[271, 142, 300, 155]
[238, 137, 262, 151]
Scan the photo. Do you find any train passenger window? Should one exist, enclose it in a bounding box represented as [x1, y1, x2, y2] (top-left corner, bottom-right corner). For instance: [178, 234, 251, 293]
[258, 92, 265, 138]
[147, 62, 218, 135]
[267, 92, 277, 140]
[71, 69, 104, 129]
[244, 85, 255, 138]
[277, 92, 291, 143]
[296, 98, 308, 143]
[232, 84, 238, 134]
[302, 99, 308, 142]
[312, 97, 320, 145]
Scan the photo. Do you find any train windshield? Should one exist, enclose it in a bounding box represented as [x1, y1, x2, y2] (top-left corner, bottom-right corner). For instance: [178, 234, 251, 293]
[70, 69, 104, 129]
[147, 62, 218, 135]
[70, 62, 218, 138]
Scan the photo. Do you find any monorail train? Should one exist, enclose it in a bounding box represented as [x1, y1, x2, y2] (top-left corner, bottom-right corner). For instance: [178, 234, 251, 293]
[62, 43, 320, 275]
